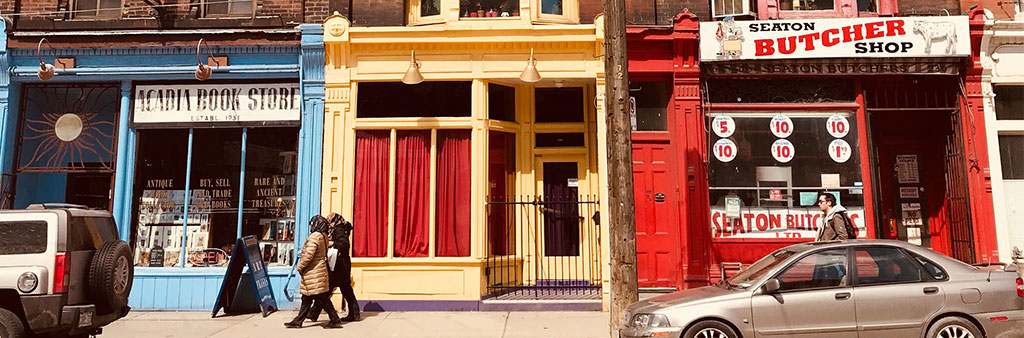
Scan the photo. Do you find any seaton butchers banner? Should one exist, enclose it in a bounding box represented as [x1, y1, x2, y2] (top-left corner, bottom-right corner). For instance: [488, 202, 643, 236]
[700, 16, 970, 61]
[133, 83, 300, 125]
[710, 207, 867, 240]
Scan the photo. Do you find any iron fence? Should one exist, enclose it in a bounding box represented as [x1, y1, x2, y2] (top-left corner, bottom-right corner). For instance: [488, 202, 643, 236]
[484, 195, 602, 300]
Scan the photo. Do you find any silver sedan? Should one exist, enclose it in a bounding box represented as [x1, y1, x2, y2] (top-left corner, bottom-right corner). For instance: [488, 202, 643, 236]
[620, 240, 1024, 338]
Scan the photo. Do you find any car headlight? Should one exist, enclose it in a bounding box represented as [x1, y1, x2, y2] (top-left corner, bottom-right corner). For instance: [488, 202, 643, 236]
[631, 313, 671, 328]
[18, 272, 38, 293]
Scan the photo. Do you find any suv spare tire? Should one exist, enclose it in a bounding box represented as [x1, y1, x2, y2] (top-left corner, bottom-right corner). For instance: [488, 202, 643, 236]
[88, 240, 133, 314]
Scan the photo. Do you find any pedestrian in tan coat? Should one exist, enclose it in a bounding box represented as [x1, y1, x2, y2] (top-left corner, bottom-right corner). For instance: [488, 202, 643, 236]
[285, 215, 343, 329]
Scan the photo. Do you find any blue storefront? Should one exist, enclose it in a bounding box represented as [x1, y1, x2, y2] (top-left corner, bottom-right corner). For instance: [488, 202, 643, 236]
[0, 23, 325, 310]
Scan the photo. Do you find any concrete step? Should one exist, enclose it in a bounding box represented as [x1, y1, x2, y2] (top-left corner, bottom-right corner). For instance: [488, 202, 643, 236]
[479, 299, 602, 311]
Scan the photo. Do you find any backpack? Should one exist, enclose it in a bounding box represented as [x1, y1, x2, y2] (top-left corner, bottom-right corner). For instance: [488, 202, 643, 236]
[836, 211, 858, 239]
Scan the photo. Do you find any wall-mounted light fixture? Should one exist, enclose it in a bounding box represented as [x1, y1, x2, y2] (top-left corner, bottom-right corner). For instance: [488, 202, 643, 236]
[520, 48, 541, 83]
[36, 38, 57, 81]
[402, 50, 424, 85]
[195, 39, 220, 81]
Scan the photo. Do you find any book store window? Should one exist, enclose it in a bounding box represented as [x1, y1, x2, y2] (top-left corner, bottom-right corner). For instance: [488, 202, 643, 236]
[132, 127, 299, 268]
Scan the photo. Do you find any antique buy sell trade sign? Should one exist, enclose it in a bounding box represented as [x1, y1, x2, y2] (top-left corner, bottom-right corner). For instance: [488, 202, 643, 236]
[700, 16, 970, 61]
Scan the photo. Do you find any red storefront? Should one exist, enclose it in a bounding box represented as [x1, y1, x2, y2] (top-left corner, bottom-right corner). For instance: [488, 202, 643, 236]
[629, 10, 997, 290]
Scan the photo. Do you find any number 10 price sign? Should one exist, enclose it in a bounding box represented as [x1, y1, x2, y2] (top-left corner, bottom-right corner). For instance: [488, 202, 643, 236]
[771, 139, 795, 163]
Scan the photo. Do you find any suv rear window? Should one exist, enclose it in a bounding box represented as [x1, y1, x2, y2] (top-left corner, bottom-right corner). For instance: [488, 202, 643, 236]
[0, 221, 48, 254]
[67, 217, 119, 251]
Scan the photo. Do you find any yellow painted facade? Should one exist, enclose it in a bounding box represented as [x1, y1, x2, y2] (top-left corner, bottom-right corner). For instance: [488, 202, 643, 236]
[322, 14, 612, 309]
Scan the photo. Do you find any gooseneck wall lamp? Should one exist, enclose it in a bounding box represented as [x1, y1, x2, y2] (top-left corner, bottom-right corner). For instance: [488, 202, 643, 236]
[195, 39, 219, 81]
[36, 38, 57, 81]
[402, 50, 424, 85]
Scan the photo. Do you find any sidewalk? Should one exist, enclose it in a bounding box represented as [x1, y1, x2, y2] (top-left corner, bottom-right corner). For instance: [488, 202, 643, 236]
[100, 311, 613, 338]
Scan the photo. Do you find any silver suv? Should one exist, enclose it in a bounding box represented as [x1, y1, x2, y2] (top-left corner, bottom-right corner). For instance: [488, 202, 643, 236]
[0, 204, 133, 338]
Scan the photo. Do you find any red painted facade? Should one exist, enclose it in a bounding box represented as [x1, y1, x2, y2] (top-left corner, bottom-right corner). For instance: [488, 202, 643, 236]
[629, 9, 1000, 290]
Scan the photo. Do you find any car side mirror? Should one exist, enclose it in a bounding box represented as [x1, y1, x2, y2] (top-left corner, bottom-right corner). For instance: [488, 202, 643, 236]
[762, 279, 781, 294]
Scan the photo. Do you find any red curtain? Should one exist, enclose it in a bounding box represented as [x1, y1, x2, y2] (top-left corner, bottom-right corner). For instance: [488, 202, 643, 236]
[353, 131, 390, 257]
[393, 131, 430, 257]
[436, 131, 472, 257]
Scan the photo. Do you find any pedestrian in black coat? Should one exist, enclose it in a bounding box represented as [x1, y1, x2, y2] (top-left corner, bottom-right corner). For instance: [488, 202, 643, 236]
[308, 213, 360, 322]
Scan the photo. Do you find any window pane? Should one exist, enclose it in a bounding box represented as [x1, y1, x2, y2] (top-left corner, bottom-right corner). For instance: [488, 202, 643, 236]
[133, 129, 189, 267]
[855, 247, 921, 285]
[229, 0, 253, 14]
[709, 113, 865, 239]
[910, 253, 947, 280]
[630, 81, 669, 131]
[541, 0, 563, 14]
[394, 131, 430, 258]
[777, 249, 847, 291]
[242, 127, 299, 266]
[488, 131, 516, 256]
[784, 0, 834, 10]
[0, 221, 47, 255]
[422, 0, 441, 16]
[187, 129, 242, 267]
[994, 86, 1024, 120]
[75, 0, 99, 16]
[460, 0, 518, 17]
[489, 84, 516, 122]
[353, 131, 390, 257]
[535, 87, 584, 123]
[999, 135, 1024, 179]
[857, 0, 876, 11]
[358, 82, 472, 118]
[205, 0, 229, 16]
[436, 130, 472, 257]
[96, 0, 121, 17]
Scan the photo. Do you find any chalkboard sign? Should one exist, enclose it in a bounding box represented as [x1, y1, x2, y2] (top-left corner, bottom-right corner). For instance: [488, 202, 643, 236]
[148, 246, 164, 267]
[212, 236, 278, 317]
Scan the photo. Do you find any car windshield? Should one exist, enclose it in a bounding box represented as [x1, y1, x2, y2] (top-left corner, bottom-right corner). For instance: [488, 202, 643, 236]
[726, 249, 797, 288]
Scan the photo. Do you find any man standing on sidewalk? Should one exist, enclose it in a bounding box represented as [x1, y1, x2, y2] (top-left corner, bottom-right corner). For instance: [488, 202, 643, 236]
[815, 192, 854, 241]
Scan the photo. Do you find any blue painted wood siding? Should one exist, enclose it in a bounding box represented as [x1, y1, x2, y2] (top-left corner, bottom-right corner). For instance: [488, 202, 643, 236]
[128, 267, 300, 310]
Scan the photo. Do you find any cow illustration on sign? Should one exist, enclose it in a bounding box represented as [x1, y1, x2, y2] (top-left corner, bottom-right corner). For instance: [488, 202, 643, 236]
[716, 17, 744, 58]
[913, 21, 957, 54]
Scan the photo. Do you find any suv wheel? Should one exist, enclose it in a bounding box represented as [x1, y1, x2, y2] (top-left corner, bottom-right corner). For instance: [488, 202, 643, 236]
[88, 240, 134, 314]
[0, 308, 25, 338]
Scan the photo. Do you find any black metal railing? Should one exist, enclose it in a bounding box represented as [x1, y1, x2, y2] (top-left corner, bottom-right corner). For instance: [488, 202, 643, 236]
[484, 195, 601, 300]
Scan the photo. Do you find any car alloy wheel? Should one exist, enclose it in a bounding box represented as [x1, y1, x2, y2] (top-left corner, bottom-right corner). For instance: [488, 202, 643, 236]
[937, 325, 976, 338]
[114, 255, 130, 295]
[695, 328, 730, 338]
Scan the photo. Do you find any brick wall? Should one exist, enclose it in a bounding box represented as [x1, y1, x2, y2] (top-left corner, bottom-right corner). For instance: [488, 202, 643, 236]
[6, 0, 325, 27]
[349, 0, 404, 26]
[623, 0, 708, 25]
[580, 0, 602, 23]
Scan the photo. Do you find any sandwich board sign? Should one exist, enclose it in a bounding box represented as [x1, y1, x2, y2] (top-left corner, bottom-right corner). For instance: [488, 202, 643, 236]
[212, 235, 278, 317]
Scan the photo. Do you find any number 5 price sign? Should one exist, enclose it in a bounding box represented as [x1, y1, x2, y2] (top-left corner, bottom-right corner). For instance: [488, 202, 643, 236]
[713, 138, 737, 163]
[771, 139, 795, 163]
[827, 114, 850, 138]
[713, 116, 735, 138]
[829, 139, 852, 163]
[770, 114, 793, 138]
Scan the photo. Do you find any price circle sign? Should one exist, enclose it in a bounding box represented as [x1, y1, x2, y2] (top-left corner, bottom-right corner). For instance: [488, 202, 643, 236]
[770, 114, 794, 138]
[712, 116, 736, 138]
[827, 114, 850, 138]
[771, 139, 795, 163]
[829, 139, 852, 163]
[713, 138, 737, 163]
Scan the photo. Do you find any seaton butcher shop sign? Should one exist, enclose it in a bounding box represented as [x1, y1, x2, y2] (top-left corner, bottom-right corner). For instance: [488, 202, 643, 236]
[700, 16, 970, 61]
[133, 83, 300, 126]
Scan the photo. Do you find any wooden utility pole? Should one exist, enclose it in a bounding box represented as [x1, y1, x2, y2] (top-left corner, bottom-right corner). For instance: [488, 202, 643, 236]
[603, 0, 637, 334]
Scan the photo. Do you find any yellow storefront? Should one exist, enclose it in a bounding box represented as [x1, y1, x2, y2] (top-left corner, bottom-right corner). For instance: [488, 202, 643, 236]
[321, 13, 611, 310]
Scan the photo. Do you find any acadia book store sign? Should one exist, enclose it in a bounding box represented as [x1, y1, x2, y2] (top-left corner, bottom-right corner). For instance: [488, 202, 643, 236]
[700, 16, 970, 61]
[132, 83, 300, 126]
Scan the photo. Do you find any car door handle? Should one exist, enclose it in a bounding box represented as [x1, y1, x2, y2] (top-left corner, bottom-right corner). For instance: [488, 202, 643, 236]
[924, 287, 939, 294]
[835, 292, 851, 300]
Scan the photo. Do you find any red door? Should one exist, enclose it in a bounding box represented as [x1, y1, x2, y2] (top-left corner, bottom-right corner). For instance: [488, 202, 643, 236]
[633, 137, 682, 288]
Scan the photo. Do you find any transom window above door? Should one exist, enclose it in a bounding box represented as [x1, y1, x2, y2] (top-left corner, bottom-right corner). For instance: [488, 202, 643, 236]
[408, 0, 579, 25]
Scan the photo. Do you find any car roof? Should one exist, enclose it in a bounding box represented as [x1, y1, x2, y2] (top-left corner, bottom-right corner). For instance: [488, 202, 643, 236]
[782, 239, 979, 272]
[0, 205, 112, 218]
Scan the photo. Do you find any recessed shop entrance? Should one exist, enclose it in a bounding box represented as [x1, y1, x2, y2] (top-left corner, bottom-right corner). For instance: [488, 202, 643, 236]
[865, 77, 975, 263]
